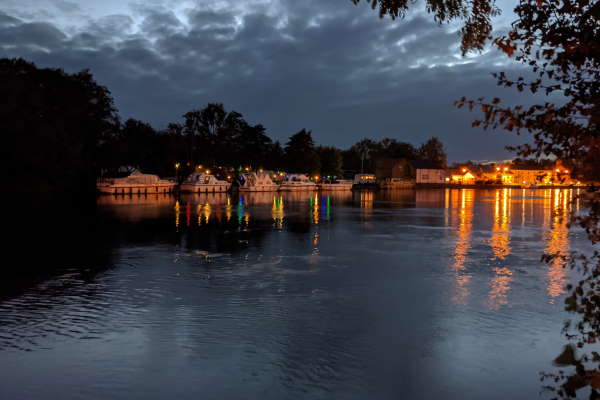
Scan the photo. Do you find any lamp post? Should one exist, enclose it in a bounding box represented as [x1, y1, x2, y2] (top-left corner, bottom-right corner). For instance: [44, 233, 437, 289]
[175, 162, 180, 183]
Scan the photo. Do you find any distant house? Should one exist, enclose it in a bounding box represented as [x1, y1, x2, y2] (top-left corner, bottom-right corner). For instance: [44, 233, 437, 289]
[414, 160, 448, 184]
[450, 167, 477, 185]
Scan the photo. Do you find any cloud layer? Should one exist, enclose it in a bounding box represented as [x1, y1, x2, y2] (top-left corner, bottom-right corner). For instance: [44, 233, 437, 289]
[1, 0, 531, 161]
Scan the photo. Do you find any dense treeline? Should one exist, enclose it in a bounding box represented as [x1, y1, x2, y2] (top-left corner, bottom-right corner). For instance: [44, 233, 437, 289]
[3, 58, 118, 205]
[5, 57, 448, 205]
[101, 105, 448, 180]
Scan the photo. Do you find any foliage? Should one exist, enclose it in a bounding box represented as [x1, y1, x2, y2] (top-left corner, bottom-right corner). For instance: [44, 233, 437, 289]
[343, 137, 446, 173]
[351, 0, 500, 53]
[285, 129, 321, 174]
[2, 58, 119, 204]
[418, 137, 447, 168]
[317, 146, 344, 177]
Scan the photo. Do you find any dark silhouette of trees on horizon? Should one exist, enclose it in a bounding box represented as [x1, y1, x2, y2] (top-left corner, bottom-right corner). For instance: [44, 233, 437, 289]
[3, 58, 119, 206]
[5, 56, 450, 201]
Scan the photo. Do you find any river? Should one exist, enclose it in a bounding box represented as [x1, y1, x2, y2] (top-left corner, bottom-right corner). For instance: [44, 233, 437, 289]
[0, 188, 588, 399]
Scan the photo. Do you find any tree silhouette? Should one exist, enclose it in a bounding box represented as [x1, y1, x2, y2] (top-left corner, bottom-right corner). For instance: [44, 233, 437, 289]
[418, 137, 447, 168]
[285, 129, 321, 174]
[317, 146, 344, 178]
[2, 58, 119, 204]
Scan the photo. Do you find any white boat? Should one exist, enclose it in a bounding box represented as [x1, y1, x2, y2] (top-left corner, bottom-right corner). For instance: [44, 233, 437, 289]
[238, 172, 279, 192]
[279, 174, 317, 191]
[180, 173, 230, 193]
[353, 173, 378, 189]
[318, 179, 353, 190]
[97, 171, 176, 195]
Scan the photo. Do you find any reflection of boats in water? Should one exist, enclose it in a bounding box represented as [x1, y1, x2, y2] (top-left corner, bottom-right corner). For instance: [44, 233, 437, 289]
[318, 179, 353, 191]
[97, 171, 176, 195]
[237, 172, 279, 192]
[181, 192, 230, 205]
[180, 173, 230, 193]
[279, 174, 317, 191]
[97, 193, 176, 221]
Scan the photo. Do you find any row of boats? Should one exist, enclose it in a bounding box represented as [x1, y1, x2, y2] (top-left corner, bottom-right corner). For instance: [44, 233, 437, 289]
[97, 171, 354, 195]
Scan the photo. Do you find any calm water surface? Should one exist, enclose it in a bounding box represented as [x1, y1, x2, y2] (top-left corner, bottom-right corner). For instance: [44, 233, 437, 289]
[0, 189, 589, 399]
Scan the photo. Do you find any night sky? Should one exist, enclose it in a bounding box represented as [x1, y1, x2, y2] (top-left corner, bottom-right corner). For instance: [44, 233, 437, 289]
[1, 0, 534, 161]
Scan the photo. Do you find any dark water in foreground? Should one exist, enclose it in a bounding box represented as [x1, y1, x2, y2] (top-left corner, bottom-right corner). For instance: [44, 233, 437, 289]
[0, 188, 591, 399]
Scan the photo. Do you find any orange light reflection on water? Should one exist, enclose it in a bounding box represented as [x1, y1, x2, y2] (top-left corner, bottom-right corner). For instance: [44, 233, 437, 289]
[450, 189, 474, 305]
[487, 189, 513, 310]
[545, 189, 571, 300]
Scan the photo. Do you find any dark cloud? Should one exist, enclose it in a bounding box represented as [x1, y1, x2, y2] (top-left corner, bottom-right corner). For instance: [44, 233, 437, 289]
[0, 1, 533, 161]
[53, 1, 81, 14]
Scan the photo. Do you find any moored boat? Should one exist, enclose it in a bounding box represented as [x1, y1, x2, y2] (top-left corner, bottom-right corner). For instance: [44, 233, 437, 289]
[279, 174, 317, 191]
[180, 173, 230, 193]
[353, 173, 378, 190]
[237, 172, 279, 192]
[97, 171, 176, 195]
[318, 179, 353, 190]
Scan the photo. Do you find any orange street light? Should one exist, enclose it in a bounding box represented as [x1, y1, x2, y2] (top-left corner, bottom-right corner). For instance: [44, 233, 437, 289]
[462, 168, 467, 173]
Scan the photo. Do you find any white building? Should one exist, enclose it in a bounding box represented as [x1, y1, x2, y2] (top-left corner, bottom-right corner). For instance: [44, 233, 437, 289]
[416, 168, 448, 184]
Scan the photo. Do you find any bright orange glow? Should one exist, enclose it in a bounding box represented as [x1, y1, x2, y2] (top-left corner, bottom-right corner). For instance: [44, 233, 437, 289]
[496, 167, 501, 171]
[487, 189, 513, 309]
[545, 189, 571, 300]
[556, 169, 560, 172]
[503, 167, 508, 171]
[205, 170, 210, 174]
[462, 168, 467, 173]
[451, 189, 474, 305]
[174, 200, 180, 229]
